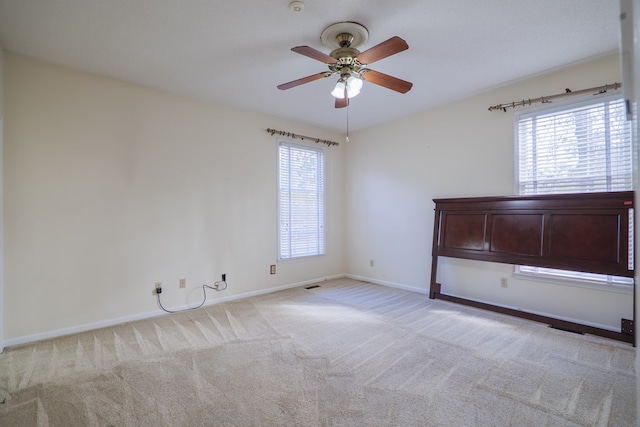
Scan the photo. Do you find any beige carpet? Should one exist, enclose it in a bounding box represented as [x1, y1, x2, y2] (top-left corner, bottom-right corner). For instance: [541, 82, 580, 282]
[0, 278, 635, 426]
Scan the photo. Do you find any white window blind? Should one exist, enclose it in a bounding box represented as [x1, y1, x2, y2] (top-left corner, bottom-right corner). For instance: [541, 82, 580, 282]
[516, 93, 633, 288]
[517, 94, 632, 194]
[278, 141, 325, 260]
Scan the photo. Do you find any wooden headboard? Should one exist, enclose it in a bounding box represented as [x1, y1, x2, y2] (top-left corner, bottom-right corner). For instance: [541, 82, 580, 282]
[430, 191, 635, 344]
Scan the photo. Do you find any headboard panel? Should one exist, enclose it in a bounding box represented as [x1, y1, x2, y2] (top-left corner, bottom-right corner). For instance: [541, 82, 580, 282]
[430, 191, 635, 344]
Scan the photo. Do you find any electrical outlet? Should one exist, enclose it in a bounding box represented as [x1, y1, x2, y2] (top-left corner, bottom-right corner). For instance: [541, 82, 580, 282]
[179, 278, 186, 288]
[213, 273, 228, 291]
[270, 265, 276, 274]
[155, 282, 162, 294]
[370, 260, 374, 267]
[500, 277, 508, 288]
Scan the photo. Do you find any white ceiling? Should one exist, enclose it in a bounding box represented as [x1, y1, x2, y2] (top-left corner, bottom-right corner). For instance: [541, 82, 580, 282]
[0, 0, 622, 133]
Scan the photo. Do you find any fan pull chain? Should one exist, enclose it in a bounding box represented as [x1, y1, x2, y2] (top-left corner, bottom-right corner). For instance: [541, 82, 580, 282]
[346, 104, 350, 143]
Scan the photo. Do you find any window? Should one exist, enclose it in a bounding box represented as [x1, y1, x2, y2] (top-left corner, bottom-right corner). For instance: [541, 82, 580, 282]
[517, 93, 632, 194]
[515, 93, 633, 289]
[278, 141, 325, 260]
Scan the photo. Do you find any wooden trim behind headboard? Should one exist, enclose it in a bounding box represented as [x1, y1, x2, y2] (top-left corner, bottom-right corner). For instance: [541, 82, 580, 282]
[430, 191, 635, 345]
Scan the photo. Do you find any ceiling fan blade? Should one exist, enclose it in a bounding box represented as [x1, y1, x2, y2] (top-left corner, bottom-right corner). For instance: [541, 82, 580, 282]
[361, 69, 413, 94]
[277, 72, 331, 90]
[291, 46, 338, 64]
[335, 97, 348, 108]
[356, 36, 408, 65]
[335, 91, 349, 109]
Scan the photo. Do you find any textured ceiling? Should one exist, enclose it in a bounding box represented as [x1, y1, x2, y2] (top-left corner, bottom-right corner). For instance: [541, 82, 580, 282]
[0, 0, 622, 133]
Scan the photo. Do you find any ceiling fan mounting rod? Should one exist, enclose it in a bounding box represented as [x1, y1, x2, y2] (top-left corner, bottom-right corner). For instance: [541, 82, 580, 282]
[336, 32, 355, 48]
[320, 22, 369, 50]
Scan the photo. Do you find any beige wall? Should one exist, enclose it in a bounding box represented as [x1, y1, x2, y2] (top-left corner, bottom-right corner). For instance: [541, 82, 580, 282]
[345, 53, 632, 330]
[3, 52, 345, 344]
[3, 50, 633, 345]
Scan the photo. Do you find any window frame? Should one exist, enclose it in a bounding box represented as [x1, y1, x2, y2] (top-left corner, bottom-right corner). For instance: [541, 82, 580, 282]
[277, 139, 326, 261]
[513, 91, 633, 293]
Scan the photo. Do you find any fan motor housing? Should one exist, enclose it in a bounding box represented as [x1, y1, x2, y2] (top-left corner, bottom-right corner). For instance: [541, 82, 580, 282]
[329, 54, 363, 77]
[330, 47, 360, 61]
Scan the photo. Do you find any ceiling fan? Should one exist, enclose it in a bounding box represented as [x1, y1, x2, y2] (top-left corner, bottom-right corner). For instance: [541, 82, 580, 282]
[277, 22, 413, 108]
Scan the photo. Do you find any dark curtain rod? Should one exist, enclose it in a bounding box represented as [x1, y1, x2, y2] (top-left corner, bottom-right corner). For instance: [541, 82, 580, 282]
[266, 128, 340, 146]
[488, 82, 623, 112]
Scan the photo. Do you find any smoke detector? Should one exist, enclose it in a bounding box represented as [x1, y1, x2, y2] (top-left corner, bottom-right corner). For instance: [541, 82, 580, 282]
[289, 1, 304, 12]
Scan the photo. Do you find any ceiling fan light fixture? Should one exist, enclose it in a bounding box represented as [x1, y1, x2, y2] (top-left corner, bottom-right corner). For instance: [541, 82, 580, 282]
[346, 74, 363, 98]
[331, 80, 346, 98]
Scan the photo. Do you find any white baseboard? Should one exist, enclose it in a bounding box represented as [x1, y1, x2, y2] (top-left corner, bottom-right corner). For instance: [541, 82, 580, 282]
[2, 274, 346, 350]
[3, 309, 164, 349]
[440, 292, 621, 333]
[345, 274, 620, 333]
[345, 273, 430, 295]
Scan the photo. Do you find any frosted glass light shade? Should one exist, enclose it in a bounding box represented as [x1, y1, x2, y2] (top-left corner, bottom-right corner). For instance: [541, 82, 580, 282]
[346, 75, 363, 98]
[331, 81, 346, 98]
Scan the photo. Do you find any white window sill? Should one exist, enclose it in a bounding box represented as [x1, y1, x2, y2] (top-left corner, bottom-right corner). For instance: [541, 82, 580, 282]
[514, 270, 634, 295]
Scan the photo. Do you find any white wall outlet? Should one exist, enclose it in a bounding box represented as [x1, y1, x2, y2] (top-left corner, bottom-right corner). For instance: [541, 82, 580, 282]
[179, 278, 186, 288]
[500, 278, 508, 288]
[370, 260, 374, 267]
[270, 265, 276, 274]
